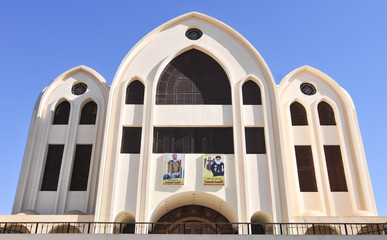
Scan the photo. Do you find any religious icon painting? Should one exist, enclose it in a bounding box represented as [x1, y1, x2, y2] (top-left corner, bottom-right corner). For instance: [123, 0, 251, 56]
[203, 154, 224, 186]
[162, 153, 185, 185]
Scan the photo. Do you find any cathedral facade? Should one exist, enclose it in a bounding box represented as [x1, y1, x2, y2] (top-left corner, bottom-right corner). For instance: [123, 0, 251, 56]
[11, 12, 377, 229]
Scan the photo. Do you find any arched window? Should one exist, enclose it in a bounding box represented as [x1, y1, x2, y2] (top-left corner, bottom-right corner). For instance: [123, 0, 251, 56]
[156, 49, 231, 104]
[318, 101, 336, 125]
[290, 102, 308, 126]
[126, 80, 144, 104]
[242, 80, 261, 105]
[53, 101, 70, 125]
[79, 101, 98, 125]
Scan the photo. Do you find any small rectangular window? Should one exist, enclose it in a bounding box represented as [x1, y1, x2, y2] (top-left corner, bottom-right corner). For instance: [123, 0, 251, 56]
[324, 145, 348, 192]
[245, 127, 266, 154]
[153, 128, 234, 154]
[70, 145, 93, 191]
[41, 145, 64, 191]
[121, 127, 142, 153]
[295, 146, 318, 192]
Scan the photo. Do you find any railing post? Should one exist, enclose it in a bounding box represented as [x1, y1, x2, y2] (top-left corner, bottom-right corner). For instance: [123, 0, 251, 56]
[377, 224, 381, 235]
[88, 223, 91, 234]
[344, 223, 348, 235]
[3, 223, 6, 233]
[67, 223, 70, 233]
[312, 224, 316, 235]
[280, 223, 283, 235]
[35, 223, 38, 234]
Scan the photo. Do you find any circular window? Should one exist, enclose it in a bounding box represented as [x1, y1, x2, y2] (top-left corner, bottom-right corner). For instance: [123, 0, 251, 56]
[300, 83, 316, 95]
[185, 28, 202, 40]
[72, 83, 87, 95]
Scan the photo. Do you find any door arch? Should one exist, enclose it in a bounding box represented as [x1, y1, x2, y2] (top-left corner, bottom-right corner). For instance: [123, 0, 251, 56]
[152, 205, 235, 234]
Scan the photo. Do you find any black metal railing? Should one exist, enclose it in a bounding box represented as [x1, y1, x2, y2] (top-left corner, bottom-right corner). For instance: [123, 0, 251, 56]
[0, 222, 386, 235]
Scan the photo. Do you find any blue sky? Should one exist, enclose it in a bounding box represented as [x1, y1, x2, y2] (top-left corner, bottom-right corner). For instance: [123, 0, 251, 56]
[1, 1, 386, 216]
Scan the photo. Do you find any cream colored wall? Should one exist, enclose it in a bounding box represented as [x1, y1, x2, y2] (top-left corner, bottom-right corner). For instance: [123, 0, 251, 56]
[13, 66, 109, 215]
[95, 12, 285, 224]
[278, 66, 377, 218]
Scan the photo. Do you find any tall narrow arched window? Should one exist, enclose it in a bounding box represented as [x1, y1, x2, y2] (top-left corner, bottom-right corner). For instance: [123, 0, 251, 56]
[126, 80, 144, 104]
[318, 101, 336, 125]
[53, 101, 70, 124]
[156, 49, 231, 104]
[290, 102, 308, 126]
[79, 101, 98, 125]
[242, 80, 261, 105]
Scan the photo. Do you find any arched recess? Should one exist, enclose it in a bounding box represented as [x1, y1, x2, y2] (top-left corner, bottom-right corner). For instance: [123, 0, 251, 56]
[318, 101, 336, 125]
[126, 80, 145, 104]
[357, 224, 386, 235]
[156, 49, 231, 105]
[114, 211, 135, 234]
[15, 209, 40, 215]
[250, 211, 273, 235]
[64, 210, 86, 215]
[53, 100, 70, 124]
[242, 80, 262, 105]
[304, 225, 340, 235]
[79, 100, 98, 124]
[290, 101, 308, 126]
[0, 224, 30, 234]
[49, 224, 81, 233]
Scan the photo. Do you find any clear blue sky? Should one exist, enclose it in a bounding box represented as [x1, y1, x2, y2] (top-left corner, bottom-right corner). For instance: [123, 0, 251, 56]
[1, 1, 386, 216]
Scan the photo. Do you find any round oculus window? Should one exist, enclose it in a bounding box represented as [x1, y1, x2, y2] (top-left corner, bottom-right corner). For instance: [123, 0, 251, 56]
[300, 83, 316, 95]
[185, 28, 202, 40]
[72, 83, 87, 95]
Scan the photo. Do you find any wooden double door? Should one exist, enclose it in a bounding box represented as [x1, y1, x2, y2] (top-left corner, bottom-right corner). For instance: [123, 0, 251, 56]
[153, 205, 234, 234]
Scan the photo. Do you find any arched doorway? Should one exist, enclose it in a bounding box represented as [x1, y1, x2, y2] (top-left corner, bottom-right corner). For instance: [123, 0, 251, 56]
[152, 205, 235, 234]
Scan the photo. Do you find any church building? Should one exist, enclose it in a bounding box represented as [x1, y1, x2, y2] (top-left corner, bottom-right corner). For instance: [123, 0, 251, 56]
[6, 12, 382, 235]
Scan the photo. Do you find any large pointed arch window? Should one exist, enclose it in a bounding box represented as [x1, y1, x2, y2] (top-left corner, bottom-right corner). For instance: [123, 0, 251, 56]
[156, 49, 231, 104]
[53, 101, 70, 124]
[290, 102, 308, 126]
[242, 80, 261, 105]
[126, 80, 145, 104]
[318, 101, 336, 125]
[80, 101, 98, 125]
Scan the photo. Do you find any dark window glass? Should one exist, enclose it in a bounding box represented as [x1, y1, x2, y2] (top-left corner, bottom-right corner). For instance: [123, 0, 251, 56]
[242, 80, 261, 105]
[245, 128, 266, 154]
[185, 28, 203, 40]
[295, 146, 318, 192]
[79, 101, 97, 124]
[153, 128, 234, 154]
[324, 146, 347, 192]
[290, 102, 308, 126]
[156, 49, 231, 105]
[53, 101, 70, 124]
[41, 145, 64, 191]
[121, 127, 142, 153]
[318, 101, 336, 125]
[300, 82, 316, 95]
[70, 145, 93, 191]
[126, 80, 145, 104]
